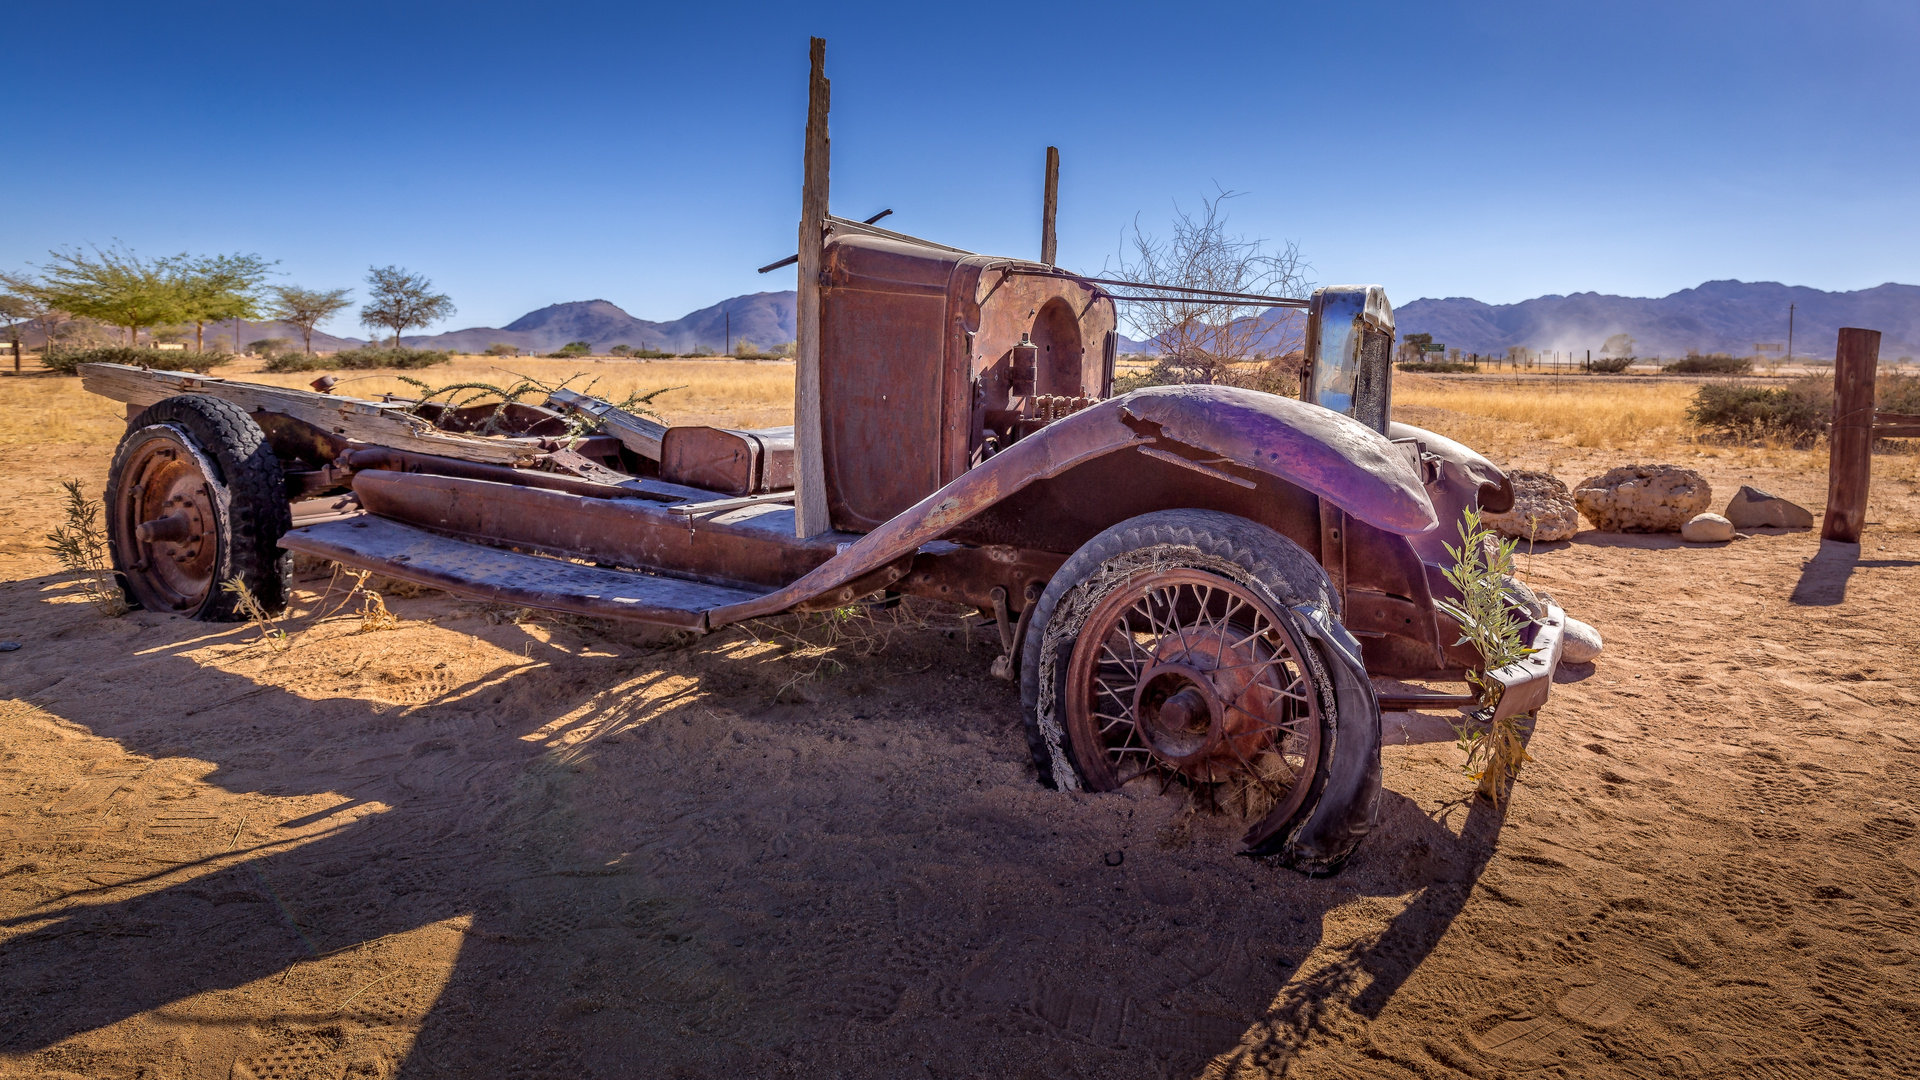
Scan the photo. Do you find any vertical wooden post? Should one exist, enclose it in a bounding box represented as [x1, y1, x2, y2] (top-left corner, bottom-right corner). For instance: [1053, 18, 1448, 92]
[793, 37, 832, 538]
[1822, 326, 1879, 543]
[1040, 146, 1059, 266]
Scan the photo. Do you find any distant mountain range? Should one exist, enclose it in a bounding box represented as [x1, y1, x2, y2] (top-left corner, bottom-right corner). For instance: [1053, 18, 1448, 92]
[80, 278, 1916, 362]
[398, 292, 796, 354]
[1393, 280, 1920, 360]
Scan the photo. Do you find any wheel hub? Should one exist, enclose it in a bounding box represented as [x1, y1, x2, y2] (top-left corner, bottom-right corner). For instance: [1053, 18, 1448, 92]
[117, 432, 221, 613]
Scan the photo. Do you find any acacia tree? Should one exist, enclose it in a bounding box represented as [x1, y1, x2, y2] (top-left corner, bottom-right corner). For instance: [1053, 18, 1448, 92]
[1108, 188, 1311, 383]
[268, 285, 353, 354]
[0, 273, 49, 374]
[169, 253, 275, 352]
[360, 266, 454, 348]
[27, 246, 183, 345]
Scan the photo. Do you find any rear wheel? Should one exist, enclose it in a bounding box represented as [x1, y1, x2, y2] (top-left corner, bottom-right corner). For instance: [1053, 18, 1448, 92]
[1020, 510, 1382, 871]
[106, 395, 291, 620]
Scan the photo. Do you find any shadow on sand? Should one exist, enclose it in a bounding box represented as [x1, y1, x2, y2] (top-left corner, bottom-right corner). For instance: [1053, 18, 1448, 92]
[0, 580, 1507, 1078]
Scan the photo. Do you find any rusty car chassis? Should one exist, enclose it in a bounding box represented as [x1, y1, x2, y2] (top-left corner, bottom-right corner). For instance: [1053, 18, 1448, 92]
[80, 216, 1564, 872]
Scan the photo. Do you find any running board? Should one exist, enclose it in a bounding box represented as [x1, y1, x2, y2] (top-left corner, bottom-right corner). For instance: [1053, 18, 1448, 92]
[280, 516, 769, 629]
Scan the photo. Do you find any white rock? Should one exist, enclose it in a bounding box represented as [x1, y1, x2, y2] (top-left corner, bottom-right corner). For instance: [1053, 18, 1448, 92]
[1481, 469, 1580, 542]
[1681, 512, 1735, 543]
[1574, 464, 1713, 532]
[1560, 617, 1603, 664]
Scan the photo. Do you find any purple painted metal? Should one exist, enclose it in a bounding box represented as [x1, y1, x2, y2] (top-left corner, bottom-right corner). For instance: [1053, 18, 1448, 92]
[706, 383, 1435, 627]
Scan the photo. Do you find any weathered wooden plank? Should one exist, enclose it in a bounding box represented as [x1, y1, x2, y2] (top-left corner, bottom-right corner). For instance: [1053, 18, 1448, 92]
[545, 387, 667, 459]
[78, 363, 537, 465]
[1875, 412, 1920, 438]
[793, 37, 832, 539]
[279, 516, 767, 629]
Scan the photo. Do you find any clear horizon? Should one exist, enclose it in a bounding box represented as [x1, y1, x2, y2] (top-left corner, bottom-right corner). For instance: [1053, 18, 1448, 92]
[7, 1, 1915, 339]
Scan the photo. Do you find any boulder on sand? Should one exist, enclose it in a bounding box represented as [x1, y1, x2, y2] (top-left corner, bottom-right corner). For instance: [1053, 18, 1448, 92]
[1480, 469, 1580, 542]
[1574, 465, 1712, 532]
[1723, 485, 1814, 529]
[1561, 617, 1603, 664]
[1681, 512, 1735, 543]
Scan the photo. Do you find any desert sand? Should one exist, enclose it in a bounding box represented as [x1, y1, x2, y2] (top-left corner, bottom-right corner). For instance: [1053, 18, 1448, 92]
[1, 367, 1917, 1078]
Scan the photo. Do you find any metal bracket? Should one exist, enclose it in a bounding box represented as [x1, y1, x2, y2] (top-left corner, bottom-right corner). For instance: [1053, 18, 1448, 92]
[988, 581, 1042, 680]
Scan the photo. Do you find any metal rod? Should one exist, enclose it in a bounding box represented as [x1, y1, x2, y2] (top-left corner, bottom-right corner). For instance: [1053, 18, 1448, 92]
[757, 209, 893, 274]
[1002, 268, 1309, 308]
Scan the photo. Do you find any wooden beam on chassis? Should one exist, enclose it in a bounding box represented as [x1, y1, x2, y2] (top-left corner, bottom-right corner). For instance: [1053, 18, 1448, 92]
[78, 363, 538, 465]
[793, 37, 833, 538]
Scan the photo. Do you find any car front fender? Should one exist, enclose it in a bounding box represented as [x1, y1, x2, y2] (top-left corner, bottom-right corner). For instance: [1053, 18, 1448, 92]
[710, 384, 1435, 625]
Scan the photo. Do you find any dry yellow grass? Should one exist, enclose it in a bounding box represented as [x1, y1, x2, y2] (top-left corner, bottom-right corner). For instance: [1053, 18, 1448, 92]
[0, 355, 797, 449]
[248, 355, 798, 431]
[1392, 375, 1699, 451]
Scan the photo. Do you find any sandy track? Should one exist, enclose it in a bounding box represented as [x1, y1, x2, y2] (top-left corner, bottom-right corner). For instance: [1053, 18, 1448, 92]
[1, 434, 1917, 1079]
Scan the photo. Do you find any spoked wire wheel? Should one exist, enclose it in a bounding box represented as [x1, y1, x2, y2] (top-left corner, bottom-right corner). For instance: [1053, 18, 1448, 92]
[1063, 568, 1323, 822]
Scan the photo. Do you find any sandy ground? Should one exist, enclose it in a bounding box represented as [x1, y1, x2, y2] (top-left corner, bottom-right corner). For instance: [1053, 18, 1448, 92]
[2, 401, 1918, 1078]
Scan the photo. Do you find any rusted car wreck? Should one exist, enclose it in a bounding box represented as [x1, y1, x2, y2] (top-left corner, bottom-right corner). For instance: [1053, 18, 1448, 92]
[78, 237, 1564, 873]
[77, 53, 1565, 872]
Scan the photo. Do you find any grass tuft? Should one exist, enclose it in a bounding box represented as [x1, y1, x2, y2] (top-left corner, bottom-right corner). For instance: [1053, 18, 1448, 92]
[44, 479, 129, 616]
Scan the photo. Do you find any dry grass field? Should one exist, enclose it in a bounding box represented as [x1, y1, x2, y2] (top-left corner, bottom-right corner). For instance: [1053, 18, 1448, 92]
[1, 358, 1918, 1079]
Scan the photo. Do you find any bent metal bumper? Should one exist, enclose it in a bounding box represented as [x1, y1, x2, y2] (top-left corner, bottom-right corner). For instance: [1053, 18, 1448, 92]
[1488, 599, 1567, 725]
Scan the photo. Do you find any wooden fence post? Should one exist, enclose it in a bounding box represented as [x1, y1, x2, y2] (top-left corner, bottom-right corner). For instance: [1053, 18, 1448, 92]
[1822, 326, 1879, 543]
[794, 37, 832, 539]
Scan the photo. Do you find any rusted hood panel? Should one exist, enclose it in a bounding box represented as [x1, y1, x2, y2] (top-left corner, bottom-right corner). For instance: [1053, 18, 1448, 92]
[710, 386, 1433, 626]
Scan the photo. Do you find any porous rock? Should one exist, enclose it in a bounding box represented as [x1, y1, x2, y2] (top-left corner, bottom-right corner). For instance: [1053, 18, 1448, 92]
[1573, 464, 1712, 532]
[1681, 512, 1735, 543]
[1723, 484, 1814, 529]
[1561, 617, 1603, 664]
[1480, 469, 1580, 542]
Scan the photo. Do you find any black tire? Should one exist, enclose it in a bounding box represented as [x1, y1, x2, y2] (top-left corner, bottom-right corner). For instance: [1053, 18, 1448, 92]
[106, 395, 292, 620]
[1018, 509, 1383, 872]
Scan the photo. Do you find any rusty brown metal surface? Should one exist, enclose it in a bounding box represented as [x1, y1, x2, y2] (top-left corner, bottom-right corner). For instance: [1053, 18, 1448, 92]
[660, 426, 796, 496]
[817, 231, 1118, 532]
[707, 384, 1435, 628]
[350, 470, 851, 591]
[280, 515, 764, 629]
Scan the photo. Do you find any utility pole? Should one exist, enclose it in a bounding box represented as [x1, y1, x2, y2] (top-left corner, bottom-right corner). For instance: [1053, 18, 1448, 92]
[1787, 302, 1796, 366]
[725, 311, 731, 355]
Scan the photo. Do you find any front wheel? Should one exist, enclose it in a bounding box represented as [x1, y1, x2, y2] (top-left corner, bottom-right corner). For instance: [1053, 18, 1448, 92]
[1019, 509, 1383, 872]
[106, 394, 292, 620]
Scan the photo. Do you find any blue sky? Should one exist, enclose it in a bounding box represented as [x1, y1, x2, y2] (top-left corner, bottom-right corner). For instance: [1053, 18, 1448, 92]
[6, 1, 1916, 337]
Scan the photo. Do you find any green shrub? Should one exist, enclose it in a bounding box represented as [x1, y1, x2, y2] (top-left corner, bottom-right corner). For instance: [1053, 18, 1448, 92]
[1688, 383, 1822, 437]
[247, 337, 292, 355]
[1587, 355, 1634, 373]
[1664, 353, 1752, 375]
[628, 349, 674, 359]
[546, 341, 592, 358]
[1396, 361, 1478, 374]
[1689, 373, 1920, 440]
[264, 347, 452, 373]
[41, 345, 233, 376]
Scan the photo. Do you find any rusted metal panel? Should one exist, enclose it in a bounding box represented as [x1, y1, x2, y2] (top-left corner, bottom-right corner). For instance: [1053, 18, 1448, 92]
[817, 232, 1117, 533]
[708, 384, 1434, 627]
[279, 516, 764, 628]
[659, 426, 795, 496]
[351, 471, 851, 591]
